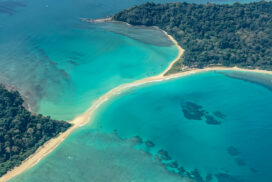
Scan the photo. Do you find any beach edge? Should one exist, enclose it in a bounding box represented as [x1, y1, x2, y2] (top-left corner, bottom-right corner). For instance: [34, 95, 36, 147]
[1, 22, 272, 182]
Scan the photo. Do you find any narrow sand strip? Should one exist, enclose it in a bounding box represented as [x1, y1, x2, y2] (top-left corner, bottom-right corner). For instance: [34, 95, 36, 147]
[160, 31, 184, 76]
[1, 27, 272, 182]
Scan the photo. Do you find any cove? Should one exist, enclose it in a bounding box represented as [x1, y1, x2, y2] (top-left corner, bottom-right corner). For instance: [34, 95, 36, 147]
[0, 0, 261, 121]
[88, 71, 272, 182]
[9, 71, 272, 182]
[0, 0, 268, 181]
[0, 0, 178, 121]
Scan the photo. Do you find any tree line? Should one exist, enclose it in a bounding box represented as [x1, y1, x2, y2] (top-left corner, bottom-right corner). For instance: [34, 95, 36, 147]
[113, 1, 272, 74]
[0, 85, 71, 176]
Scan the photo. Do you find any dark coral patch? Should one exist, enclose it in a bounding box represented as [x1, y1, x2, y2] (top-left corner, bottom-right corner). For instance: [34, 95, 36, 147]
[227, 146, 240, 156]
[205, 115, 221, 125]
[135, 136, 143, 144]
[213, 111, 226, 119]
[167, 161, 178, 168]
[158, 149, 171, 161]
[250, 168, 257, 173]
[130, 135, 143, 144]
[181, 101, 205, 120]
[49, 60, 57, 66]
[191, 169, 205, 182]
[206, 173, 213, 182]
[215, 173, 241, 182]
[68, 60, 78, 66]
[145, 140, 155, 147]
[235, 158, 246, 166]
[178, 166, 186, 175]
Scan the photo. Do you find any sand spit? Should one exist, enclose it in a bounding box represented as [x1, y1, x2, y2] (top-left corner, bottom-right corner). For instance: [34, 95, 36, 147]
[1, 21, 272, 182]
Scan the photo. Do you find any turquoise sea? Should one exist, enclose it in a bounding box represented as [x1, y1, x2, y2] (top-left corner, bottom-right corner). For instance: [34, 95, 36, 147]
[10, 71, 272, 182]
[1, 0, 271, 182]
[0, 0, 179, 121]
[91, 71, 272, 182]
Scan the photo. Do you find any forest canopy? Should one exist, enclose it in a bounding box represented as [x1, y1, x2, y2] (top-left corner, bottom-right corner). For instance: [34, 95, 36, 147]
[113, 1, 272, 74]
[0, 85, 71, 176]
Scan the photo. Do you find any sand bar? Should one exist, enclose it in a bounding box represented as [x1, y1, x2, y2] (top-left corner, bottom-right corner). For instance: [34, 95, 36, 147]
[1, 24, 272, 182]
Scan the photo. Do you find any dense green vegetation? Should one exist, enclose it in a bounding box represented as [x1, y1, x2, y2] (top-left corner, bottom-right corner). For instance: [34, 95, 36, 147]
[0, 85, 71, 176]
[113, 1, 272, 74]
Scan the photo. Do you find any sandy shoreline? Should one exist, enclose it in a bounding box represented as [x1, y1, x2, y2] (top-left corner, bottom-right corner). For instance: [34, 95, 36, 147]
[1, 23, 272, 182]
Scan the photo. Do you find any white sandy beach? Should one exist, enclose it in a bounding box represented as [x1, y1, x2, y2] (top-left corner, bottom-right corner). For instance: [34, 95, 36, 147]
[1, 25, 272, 182]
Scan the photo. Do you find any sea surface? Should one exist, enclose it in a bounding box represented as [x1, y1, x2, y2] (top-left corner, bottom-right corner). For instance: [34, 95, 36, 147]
[90, 71, 272, 182]
[1, 0, 270, 181]
[0, 0, 179, 121]
[0, 0, 261, 120]
[10, 71, 272, 182]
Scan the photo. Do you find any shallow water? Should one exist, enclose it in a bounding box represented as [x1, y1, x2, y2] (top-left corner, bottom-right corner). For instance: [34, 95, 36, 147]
[2, 0, 269, 181]
[0, 0, 179, 120]
[10, 129, 194, 182]
[90, 71, 272, 182]
[0, 0, 261, 120]
[10, 71, 272, 182]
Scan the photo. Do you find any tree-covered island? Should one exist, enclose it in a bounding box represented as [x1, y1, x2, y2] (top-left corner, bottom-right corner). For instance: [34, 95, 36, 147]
[113, 1, 272, 74]
[0, 85, 71, 176]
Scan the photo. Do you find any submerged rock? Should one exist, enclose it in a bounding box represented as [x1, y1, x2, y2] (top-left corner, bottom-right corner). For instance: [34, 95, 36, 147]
[250, 168, 257, 173]
[178, 166, 186, 175]
[206, 173, 213, 182]
[215, 173, 241, 182]
[134, 136, 143, 144]
[205, 115, 221, 125]
[213, 111, 226, 119]
[235, 158, 246, 166]
[191, 169, 205, 182]
[167, 161, 179, 169]
[227, 146, 240, 156]
[145, 140, 155, 147]
[129, 135, 143, 145]
[158, 149, 172, 161]
[68, 60, 78, 66]
[181, 101, 205, 120]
